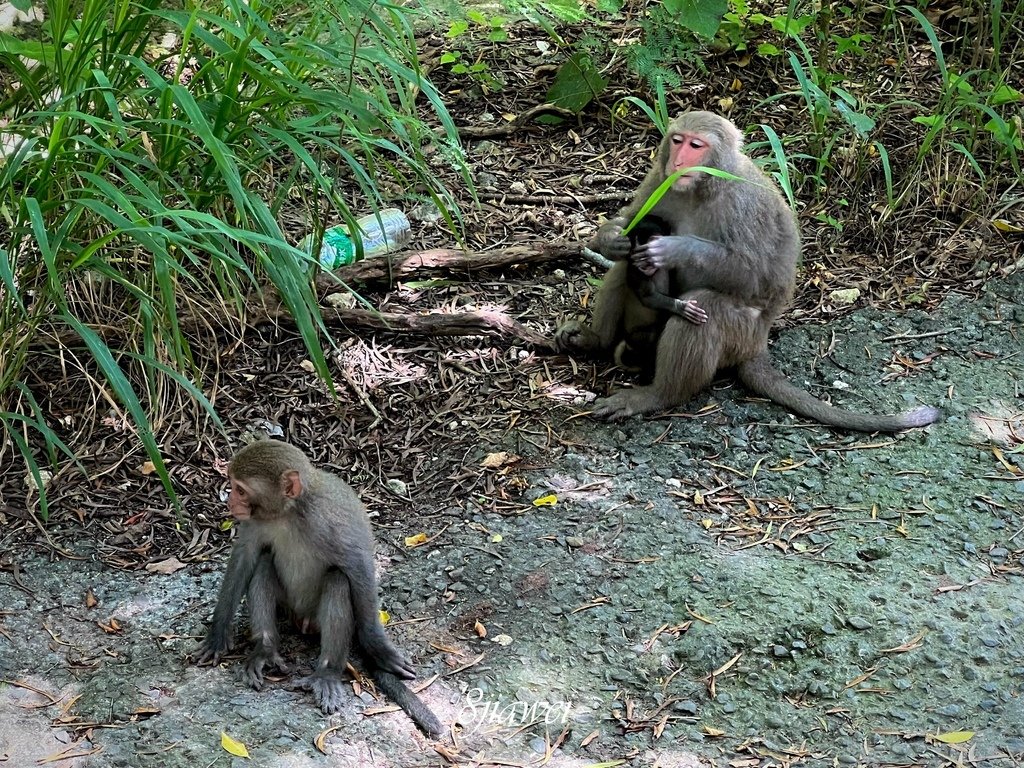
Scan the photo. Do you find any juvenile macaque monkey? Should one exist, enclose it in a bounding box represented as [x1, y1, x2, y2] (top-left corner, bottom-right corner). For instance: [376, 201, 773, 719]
[195, 439, 443, 738]
[557, 111, 940, 432]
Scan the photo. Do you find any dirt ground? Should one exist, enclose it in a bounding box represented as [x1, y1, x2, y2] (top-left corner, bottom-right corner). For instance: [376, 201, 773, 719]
[2, 267, 1023, 767]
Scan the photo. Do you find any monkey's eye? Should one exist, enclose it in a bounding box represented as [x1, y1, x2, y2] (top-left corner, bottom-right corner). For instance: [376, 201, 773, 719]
[689, 139, 705, 149]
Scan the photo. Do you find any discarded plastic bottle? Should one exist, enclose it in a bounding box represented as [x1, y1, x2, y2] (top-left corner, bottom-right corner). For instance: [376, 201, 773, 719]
[304, 208, 411, 270]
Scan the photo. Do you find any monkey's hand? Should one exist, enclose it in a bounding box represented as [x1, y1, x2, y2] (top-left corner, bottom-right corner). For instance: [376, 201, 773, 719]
[591, 223, 631, 260]
[360, 629, 416, 679]
[675, 299, 708, 325]
[633, 234, 723, 274]
[298, 670, 347, 714]
[241, 647, 288, 691]
[194, 631, 232, 666]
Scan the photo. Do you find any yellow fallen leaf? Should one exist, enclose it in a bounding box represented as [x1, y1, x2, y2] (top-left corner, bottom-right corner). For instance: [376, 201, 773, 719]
[405, 532, 428, 547]
[139, 461, 157, 476]
[379, 610, 390, 625]
[314, 724, 344, 754]
[993, 446, 1022, 474]
[993, 218, 1023, 233]
[703, 726, 726, 737]
[474, 620, 487, 638]
[299, 359, 316, 372]
[491, 533, 503, 543]
[935, 731, 974, 744]
[694, 490, 704, 505]
[701, 519, 713, 529]
[221, 731, 249, 758]
[219, 519, 234, 531]
[533, 494, 557, 507]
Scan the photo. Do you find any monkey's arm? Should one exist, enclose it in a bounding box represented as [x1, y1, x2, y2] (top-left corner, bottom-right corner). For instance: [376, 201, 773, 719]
[195, 532, 260, 665]
[344, 555, 416, 680]
[632, 235, 755, 297]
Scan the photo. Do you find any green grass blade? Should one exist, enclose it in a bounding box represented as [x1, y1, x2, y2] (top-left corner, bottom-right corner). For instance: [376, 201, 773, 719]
[758, 123, 795, 209]
[622, 167, 760, 234]
[904, 5, 948, 88]
[62, 313, 177, 504]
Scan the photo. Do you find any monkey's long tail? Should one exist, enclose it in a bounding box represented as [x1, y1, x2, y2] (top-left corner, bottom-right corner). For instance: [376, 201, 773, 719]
[373, 670, 445, 739]
[737, 352, 940, 433]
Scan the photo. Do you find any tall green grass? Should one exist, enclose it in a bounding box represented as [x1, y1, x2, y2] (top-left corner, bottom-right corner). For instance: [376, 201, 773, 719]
[0, 0, 470, 515]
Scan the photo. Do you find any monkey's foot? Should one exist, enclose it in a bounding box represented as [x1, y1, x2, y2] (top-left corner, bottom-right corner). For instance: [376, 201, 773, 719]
[554, 321, 602, 355]
[298, 671, 347, 714]
[592, 388, 663, 421]
[194, 634, 232, 666]
[241, 649, 288, 690]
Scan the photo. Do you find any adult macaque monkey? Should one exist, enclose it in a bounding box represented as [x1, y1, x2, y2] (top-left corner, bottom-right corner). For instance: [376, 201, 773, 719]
[557, 111, 940, 432]
[194, 439, 443, 738]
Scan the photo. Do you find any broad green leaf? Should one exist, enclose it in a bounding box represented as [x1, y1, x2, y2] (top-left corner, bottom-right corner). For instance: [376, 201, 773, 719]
[539, 52, 607, 123]
[663, 0, 727, 38]
[446, 20, 468, 37]
[835, 101, 875, 136]
[990, 84, 1023, 106]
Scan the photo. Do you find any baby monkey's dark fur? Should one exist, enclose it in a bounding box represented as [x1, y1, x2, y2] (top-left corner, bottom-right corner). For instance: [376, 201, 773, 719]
[194, 439, 443, 738]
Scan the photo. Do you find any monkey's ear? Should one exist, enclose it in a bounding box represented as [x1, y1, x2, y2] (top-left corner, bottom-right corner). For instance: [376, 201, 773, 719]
[281, 470, 304, 499]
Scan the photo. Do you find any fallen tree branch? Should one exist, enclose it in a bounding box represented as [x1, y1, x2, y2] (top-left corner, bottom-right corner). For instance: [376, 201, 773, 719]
[315, 241, 585, 294]
[268, 303, 554, 350]
[457, 103, 578, 139]
[478, 191, 632, 205]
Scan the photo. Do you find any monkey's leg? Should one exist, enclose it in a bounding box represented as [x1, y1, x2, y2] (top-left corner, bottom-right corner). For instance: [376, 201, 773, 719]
[298, 570, 355, 714]
[241, 552, 288, 690]
[555, 261, 628, 356]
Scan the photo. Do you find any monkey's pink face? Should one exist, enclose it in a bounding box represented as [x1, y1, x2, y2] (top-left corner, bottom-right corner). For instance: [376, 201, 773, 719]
[668, 131, 713, 191]
[227, 476, 256, 520]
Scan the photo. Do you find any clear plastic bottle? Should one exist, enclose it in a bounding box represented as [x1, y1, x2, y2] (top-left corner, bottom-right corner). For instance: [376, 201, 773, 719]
[304, 208, 411, 270]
